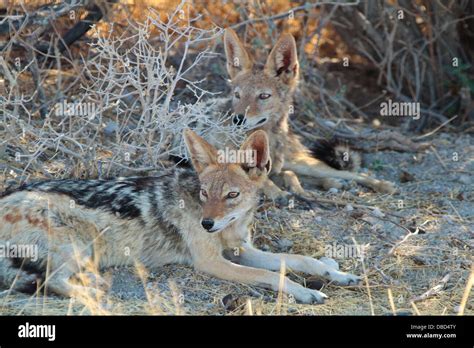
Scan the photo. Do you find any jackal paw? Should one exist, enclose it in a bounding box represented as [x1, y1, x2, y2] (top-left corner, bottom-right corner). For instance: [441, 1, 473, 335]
[293, 287, 328, 304]
[375, 180, 397, 194]
[277, 192, 317, 210]
[325, 270, 361, 286]
[71, 272, 110, 294]
[271, 191, 293, 207]
[321, 178, 344, 190]
[69, 284, 106, 299]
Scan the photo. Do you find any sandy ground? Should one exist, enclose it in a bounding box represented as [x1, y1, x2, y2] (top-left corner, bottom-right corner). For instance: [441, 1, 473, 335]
[1, 131, 472, 315]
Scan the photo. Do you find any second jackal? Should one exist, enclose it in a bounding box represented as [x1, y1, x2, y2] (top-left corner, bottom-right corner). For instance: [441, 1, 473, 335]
[223, 28, 397, 200]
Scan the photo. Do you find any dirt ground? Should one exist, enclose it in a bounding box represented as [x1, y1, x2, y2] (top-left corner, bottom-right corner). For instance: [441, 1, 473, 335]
[1, 131, 472, 316]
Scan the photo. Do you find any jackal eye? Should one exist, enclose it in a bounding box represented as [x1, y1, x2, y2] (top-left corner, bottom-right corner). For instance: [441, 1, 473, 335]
[234, 91, 240, 99]
[227, 191, 240, 199]
[200, 189, 208, 198]
[259, 93, 271, 100]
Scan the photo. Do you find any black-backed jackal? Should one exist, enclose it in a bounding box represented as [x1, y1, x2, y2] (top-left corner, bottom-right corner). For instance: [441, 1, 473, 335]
[223, 28, 397, 200]
[0, 130, 360, 304]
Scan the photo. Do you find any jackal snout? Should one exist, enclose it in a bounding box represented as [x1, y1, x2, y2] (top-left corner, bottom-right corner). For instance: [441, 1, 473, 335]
[232, 112, 268, 127]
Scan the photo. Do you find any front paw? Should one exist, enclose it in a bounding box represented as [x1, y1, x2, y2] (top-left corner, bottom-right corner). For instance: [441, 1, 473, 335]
[376, 180, 397, 194]
[293, 287, 328, 304]
[273, 191, 292, 207]
[321, 178, 344, 190]
[326, 270, 361, 286]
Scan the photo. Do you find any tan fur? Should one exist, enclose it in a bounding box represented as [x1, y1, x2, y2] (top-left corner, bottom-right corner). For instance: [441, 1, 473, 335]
[0, 130, 360, 303]
[223, 28, 397, 199]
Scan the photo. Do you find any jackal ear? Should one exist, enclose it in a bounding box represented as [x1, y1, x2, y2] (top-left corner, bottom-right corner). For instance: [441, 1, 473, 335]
[240, 130, 271, 175]
[264, 33, 299, 84]
[183, 129, 218, 174]
[224, 28, 253, 79]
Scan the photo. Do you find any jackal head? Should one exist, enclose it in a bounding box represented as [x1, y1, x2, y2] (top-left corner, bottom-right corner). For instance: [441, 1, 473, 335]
[224, 28, 299, 129]
[184, 129, 271, 233]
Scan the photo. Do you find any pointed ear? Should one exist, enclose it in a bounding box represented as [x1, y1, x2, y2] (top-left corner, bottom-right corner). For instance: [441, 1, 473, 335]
[264, 33, 299, 84]
[240, 130, 271, 175]
[183, 129, 218, 174]
[224, 28, 253, 79]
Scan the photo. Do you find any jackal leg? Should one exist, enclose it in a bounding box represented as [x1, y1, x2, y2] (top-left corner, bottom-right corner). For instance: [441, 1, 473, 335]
[283, 172, 343, 191]
[261, 173, 316, 207]
[286, 156, 396, 193]
[261, 176, 291, 203]
[191, 231, 328, 304]
[1, 229, 107, 298]
[194, 256, 327, 304]
[0, 243, 106, 298]
[280, 170, 305, 195]
[41, 242, 108, 298]
[236, 244, 360, 286]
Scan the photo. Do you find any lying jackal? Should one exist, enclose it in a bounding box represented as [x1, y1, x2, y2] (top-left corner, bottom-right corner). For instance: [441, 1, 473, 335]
[223, 28, 396, 198]
[0, 130, 360, 303]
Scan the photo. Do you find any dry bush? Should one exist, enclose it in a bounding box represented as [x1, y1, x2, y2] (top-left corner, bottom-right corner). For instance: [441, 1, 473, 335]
[0, 0, 247, 186]
[332, 0, 474, 131]
[192, 0, 473, 133]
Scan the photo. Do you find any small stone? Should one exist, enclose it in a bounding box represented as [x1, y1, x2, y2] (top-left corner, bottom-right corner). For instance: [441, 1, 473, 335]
[400, 170, 415, 183]
[345, 204, 354, 212]
[458, 175, 471, 185]
[325, 120, 336, 128]
[315, 216, 322, 222]
[277, 238, 293, 251]
[221, 294, 247, 312]
[371, 207, 385, 218]
[221, 294, 236, 311]
[328, 187, 339, 194]
[104, 121, 119, 136]
[350, 211, 364, 219]
[362, 216, 379, 225]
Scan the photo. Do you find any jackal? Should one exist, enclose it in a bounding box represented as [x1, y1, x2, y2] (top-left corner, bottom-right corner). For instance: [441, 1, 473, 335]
[223, 28, 397, 199]
[0, 130, 360, 303]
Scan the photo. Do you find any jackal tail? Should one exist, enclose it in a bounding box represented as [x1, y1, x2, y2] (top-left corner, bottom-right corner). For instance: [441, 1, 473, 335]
[310, 138, 361, 172]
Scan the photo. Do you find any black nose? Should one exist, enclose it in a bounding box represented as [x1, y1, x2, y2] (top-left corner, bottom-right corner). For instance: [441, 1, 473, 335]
[201, 218, 214, 231]
[233, 114, 246, 126]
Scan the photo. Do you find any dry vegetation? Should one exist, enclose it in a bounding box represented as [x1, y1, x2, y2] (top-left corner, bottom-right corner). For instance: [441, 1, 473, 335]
[0, 0, 473, 315]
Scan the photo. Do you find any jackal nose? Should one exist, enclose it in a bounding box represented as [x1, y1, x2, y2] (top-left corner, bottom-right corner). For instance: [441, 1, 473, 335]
[201, 218, 214, 231]
[233, 114, 246, 126]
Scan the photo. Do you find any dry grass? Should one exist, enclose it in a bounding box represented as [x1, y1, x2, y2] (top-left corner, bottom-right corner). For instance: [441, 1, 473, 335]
[1, 148, 472, 316]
